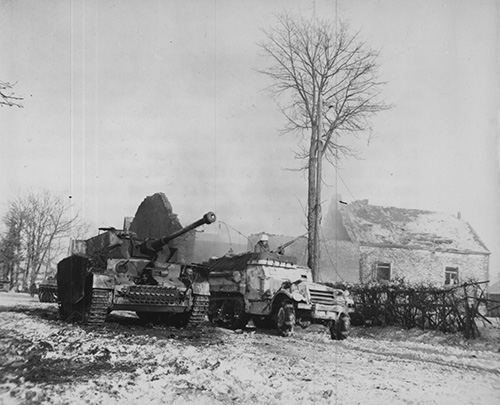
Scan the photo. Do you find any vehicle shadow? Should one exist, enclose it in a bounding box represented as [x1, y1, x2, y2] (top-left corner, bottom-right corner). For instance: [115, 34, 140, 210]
[0, 304, 59, 321]
[0, 304, 332, 342]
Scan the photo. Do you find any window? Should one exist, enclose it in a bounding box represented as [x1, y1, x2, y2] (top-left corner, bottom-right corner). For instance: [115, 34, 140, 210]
[375, 262, 391, 281]
[445, 267, 459, 286]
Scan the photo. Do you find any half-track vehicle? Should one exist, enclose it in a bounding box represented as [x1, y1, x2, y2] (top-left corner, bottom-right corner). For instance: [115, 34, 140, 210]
[57, 193, 216, 327]
[38, 276, 58, 302]
[205, 248, 354, 339]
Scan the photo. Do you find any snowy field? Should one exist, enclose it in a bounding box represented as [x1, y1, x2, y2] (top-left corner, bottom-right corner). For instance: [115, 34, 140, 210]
[0, 292, 499, 405]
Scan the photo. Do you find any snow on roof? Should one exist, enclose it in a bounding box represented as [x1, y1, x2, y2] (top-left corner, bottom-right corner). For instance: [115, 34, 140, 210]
[339, 200, 489, 254]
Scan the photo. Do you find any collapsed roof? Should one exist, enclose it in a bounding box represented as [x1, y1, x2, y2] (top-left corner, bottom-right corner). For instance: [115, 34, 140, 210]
[339, 200, 489, 255]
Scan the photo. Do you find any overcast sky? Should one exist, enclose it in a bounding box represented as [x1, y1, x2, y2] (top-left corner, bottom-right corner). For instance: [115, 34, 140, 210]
[1, 0, 499, 281]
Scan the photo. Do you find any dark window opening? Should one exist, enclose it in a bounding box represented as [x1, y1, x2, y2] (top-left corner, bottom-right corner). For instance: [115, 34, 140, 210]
[375, 262, 391, 281]
[445, 267, 459, 285]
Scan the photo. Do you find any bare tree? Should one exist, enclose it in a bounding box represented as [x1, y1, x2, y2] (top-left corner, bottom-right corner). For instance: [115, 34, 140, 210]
[0, 216, 24, 289]
[1, 191, 81, 290]
[259, 15, 388, 279]
[0, 81, 23, 108]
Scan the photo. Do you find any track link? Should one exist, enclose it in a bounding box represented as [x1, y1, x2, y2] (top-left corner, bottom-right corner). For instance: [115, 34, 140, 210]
[187, 294, 209, 327]
[86, 289, 112, 326]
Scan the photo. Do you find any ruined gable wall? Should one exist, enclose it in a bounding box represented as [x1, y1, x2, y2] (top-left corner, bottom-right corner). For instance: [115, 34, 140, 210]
[318, 240, 361, 284]
[359, 246, 489, 285]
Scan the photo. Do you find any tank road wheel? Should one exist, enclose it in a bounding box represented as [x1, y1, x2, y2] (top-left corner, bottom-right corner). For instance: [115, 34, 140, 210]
[275, 299, 295, 337]
[330, 313, 350, 340]
[186, 294, 210, 327]
[86, 289, 112, 326]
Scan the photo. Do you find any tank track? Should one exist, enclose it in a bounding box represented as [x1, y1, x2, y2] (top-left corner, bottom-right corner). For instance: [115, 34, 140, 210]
[86, 289, 112, 326]
[187, 294, 209, 327]
[38, 288, 57, 303]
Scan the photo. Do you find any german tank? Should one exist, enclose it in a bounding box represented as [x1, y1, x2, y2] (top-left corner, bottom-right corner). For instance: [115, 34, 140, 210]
[56, 192, 216, 327]
[38, 276, 58, 302]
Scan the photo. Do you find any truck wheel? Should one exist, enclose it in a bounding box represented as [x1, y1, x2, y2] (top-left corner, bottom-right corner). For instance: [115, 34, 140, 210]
[330, 313, 350, 340]
[275, 299, 295, 337]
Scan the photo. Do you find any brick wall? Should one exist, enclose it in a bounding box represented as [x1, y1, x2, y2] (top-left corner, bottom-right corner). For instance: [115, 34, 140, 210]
[359, 246, 489, 286]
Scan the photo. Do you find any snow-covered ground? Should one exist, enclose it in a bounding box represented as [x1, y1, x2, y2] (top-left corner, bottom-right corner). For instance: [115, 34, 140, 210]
[0, 292, 499, 405]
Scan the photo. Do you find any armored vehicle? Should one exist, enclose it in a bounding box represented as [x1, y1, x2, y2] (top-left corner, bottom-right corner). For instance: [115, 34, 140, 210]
[0, 279, 9, 292]
[206, 249, 353, 339]
[57, 193, 216, 327]
[38, 276, 58, 302]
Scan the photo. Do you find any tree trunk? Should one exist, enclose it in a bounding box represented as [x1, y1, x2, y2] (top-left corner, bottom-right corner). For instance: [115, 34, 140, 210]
[314, 148, 323, 281]
[307, 119, 322, 281]
[307, 124, 319, 277]
[313, 98, 324, 282]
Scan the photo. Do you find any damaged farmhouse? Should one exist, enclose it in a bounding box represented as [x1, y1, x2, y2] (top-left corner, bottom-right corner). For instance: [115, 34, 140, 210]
[254, 199, 490, 288]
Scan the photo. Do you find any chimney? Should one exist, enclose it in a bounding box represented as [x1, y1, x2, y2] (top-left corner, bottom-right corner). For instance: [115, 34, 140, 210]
[457, 211, 461, 220]
[123, 216, 134, 231]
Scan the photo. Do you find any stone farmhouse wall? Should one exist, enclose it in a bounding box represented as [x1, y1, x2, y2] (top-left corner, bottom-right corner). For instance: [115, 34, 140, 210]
[359, 245, 489, 286]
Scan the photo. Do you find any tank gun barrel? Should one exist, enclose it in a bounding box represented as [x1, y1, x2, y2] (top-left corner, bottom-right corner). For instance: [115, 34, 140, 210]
[275, 233, 307, 254]
[148, 212, 216, 252]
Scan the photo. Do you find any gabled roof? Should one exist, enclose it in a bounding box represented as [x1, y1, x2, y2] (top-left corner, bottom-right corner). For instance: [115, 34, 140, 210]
[339, 200, 489, 255]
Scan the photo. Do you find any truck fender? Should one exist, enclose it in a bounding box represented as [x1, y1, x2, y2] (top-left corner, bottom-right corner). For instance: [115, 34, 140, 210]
[270, 290, 305, 313]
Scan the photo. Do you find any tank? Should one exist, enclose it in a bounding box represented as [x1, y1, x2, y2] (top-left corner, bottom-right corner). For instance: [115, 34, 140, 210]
[56, 192, 216, 327]
[38, 276, 58, 302]
[206, 246, 354, 339]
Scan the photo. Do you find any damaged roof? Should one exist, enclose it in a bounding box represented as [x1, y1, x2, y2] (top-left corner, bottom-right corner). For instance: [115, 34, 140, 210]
[339, 200, 489, 255]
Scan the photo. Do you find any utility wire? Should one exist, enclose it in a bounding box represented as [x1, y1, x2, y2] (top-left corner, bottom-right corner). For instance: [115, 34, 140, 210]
[217, 220, 250, 242]
[338, 172, 357, 201]
[320, 227, 346, 282]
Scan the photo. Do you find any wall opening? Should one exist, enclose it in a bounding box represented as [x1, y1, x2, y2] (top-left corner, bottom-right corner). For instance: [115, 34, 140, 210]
[375, 262, 391, 281]
[444, 266, 459, 285]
